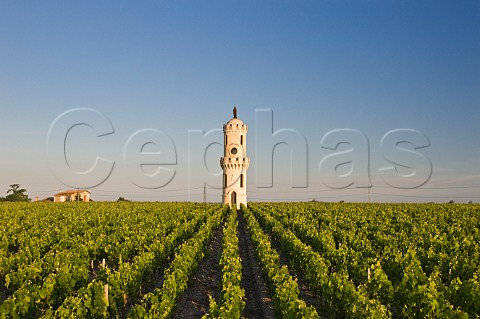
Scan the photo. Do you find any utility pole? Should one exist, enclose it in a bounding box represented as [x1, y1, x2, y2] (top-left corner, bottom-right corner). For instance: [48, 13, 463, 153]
[203, 184, 206, 203]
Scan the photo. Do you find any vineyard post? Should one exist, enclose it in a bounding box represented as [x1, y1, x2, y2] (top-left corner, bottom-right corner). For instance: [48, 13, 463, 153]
[104, 284, 109, 302]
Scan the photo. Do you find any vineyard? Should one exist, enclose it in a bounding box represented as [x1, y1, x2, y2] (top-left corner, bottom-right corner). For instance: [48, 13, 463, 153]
[0, 201, 479, 318]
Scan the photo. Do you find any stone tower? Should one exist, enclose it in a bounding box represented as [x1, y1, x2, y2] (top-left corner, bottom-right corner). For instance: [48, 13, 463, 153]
[220, 107, 250, 209]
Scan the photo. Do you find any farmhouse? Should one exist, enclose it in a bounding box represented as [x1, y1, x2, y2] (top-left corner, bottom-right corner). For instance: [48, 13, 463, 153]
[53, 190, 91, 202]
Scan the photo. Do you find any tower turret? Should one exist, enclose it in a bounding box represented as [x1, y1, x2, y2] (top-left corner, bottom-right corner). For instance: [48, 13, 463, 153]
[220, 107, 250, 209]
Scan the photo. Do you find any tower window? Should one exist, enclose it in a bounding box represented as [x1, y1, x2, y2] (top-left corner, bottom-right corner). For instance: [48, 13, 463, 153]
[225, 135, 227, 145]
[240, 135, 243, 145]
[240, 174, 244, 188]
[224, 174, 227, 188]
[231, 147, 237, 155]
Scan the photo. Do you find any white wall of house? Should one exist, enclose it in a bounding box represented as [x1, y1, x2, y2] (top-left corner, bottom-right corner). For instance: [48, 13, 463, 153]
[53, 191, 90, 202]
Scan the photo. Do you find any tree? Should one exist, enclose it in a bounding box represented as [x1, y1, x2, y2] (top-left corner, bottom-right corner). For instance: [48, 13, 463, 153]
[5, 184, 30, 202]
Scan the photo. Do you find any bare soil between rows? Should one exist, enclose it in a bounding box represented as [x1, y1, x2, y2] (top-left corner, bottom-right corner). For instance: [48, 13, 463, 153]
[171, 221, 225, 319]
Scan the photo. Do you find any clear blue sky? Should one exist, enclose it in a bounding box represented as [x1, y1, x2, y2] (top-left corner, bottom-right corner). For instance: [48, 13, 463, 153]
[1, 0, 479, 202]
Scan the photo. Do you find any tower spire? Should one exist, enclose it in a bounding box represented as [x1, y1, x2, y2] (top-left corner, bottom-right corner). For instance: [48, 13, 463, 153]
[233, 106, 237, 119]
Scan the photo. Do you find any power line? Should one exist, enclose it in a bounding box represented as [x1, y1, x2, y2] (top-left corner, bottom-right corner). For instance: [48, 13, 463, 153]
[92, 186, 204, 193]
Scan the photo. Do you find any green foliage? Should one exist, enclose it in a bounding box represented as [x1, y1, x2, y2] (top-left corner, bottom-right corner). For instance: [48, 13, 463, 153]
[447, 272, 480, 316]
[0, 202, 221, 318]
[241, 205, 320, 318]
[249, 202, 480, 318]
[129, 205, 227, 318]
[204, 208, 245, 319]
[0, 201, 479, 318]
[5, 184, 30, 202]
[250, 204, 389, 318]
